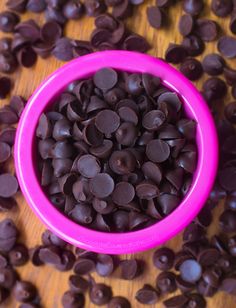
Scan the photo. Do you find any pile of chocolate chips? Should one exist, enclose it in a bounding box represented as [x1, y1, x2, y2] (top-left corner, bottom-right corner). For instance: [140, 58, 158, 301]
[36, 67, 197, 232]
[0, 0, 236, 307]
[0, 0, 149, 99]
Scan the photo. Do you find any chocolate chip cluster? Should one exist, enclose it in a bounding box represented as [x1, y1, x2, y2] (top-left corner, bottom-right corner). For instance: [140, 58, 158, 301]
[36, 67, 197, 232]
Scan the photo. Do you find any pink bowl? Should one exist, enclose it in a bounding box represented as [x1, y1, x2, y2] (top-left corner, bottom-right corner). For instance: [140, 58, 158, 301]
[15, 51, 218, 254]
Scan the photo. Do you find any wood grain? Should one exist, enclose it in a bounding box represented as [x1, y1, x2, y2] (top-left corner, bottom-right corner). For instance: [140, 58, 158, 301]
[0, 0, 236, 307]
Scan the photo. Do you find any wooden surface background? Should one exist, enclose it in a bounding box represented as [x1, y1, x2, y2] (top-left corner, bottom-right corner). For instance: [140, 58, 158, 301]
[0, 0, 236, 307]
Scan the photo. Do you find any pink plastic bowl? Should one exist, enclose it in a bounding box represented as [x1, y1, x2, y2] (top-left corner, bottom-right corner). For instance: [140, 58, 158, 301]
[15, 51, 218, 254]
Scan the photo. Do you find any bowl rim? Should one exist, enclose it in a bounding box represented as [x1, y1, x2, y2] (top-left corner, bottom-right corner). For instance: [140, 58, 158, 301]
[14, 51, 218, 254]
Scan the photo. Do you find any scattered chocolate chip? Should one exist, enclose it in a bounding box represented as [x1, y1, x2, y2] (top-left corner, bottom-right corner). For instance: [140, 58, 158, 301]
[108, 296, 131, 308]
[0, 11, 19, 33]
[73, 258, 95, 275]
[96, 254, 114, 277]
[89, 282, 112, 305]
[179, 14, 194, 36]
[156, 271, 177, 294]
[165, 44, 188, 64]
[147, 6, 163, 29]
[218, 35, 236, 58]
[62, 290, 85, 308]
[13, 281, 37, 303]
[180, 58, 203, 81]
[153, 247, 175, 271]
[135, 284, 159, 305]
[211, 0, 233, 17]
[183, 0, 204, 15]
[9, 244, 29, 266]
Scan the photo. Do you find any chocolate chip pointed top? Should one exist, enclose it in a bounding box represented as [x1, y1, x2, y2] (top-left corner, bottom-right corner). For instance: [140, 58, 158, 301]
[13, 281, 37, 303]
[0, 11, 19, 33]
[62, 290, 85, 308]
[96, 254, 114, 277]
[153, 247, 175, 270]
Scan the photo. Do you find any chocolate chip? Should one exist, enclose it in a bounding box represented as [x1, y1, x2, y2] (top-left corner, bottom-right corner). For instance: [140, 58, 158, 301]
[0, 266, 17, 289]
[146, 139, 170, 163]
[29, 246, 44, 266]
[183, 0, 204, 15]
[55, 249, 75, 271]
[108, 296, 131, 308]
[0, 11, 19, 33]
[224, 102, 236, 124]
[41, 230, 67, 248]
[112, 0, 132, 19]
[202, 53, 225, 76]
[15, 20, 40, 42]
[202, 77, 227, 100]
[10, 95, 25, 117]
[63, 1, 84, 19]
[165, 44, 188, 64]
[156, 271, 177, 294]
[135, 284, 159, 305]
[120, 259, 139, 280]
[179, 259, 202, 284]
[219, 209, 236, 232]
[147, 6, 163, 29]
[197, 279, 217, 297]
[27, 0, 47, 12]
[95, 110, 120, 134]
[153, 247, 175, 271]
[6, 0, 27, 13]
[0, 38, 12, 53]
[69, 275, 89, 293]
[220, 275, 236, 295]
[0, 174, 18, 198]
[62, 290, 85, 308]
[45, 7, 67, 25]
[9, 244, 29, 266]
[211, 0, 233, 17]
[197, 247, 220, 267]
[74, 258, 95, 275]
[41, 21, 62, 44]
[96, 254, 114, 277]
[195, 19, 218, 42]
[0, 52, 18, 74]
[180, 58, 203, 81]
[89, 283, 112, 305]
[52, 37, 74, 61]
[182, 34, 205, 56]
[163, 294, 188, 307]
[218, 35, 236, 58]
[13, 281, 37, 303]
[122, 34, 150, 53]
[179, 14, 194, 36]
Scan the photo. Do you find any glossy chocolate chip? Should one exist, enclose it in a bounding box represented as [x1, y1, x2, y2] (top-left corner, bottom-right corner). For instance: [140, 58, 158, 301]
[69, 275, 89, 293]
[74, 258, 95, 275]
[6, 0, 27, 12]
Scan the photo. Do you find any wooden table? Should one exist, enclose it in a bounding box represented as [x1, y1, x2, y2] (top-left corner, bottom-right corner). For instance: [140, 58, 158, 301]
[0, 0, 236, 307]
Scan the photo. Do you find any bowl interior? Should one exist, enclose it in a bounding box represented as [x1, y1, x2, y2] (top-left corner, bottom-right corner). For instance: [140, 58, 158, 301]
[15, 51, 218, 254]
